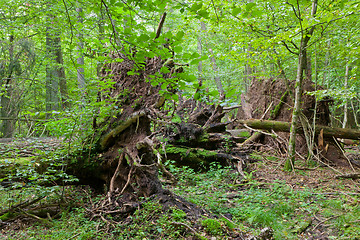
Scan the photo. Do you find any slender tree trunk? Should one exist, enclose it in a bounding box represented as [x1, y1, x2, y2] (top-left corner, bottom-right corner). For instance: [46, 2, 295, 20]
[343, 64, 349, 128]
[244, 46, 254, 93]
[46, 15, 61, 118]
[56, 38, 69, 109]
[76, 5, 86, 100]
[0, 35, 16, 137]
[96, 8, 105, 78]
[200, 21, 225, 101]
[196, 22, 204, 92]
[322, 39, 330, 87]
[285, 0, 318, 171]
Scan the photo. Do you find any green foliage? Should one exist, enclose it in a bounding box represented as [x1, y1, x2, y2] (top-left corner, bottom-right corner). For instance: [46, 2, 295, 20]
[112, 201, 190, 239]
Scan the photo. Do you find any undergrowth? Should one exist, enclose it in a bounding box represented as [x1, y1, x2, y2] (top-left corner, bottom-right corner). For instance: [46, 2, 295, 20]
[167, 161, 360, 240]
[1, 159, 359, 239]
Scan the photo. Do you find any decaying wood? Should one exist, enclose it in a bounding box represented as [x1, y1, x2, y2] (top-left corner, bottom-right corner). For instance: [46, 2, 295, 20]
[237, 119, 360, 140]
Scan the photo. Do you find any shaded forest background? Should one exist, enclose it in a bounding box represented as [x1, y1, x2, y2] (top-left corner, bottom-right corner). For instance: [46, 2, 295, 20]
[0, 0, 359, 141]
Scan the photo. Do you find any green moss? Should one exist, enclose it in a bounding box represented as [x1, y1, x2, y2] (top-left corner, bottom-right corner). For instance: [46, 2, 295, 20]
[201, 218, 223, 235]
[164, 145, 217, 158]
[198, 132, 210, 142]
[0, 212, 15, 221]
[161, 145, 219, 168]
[0, 157, 33, 165]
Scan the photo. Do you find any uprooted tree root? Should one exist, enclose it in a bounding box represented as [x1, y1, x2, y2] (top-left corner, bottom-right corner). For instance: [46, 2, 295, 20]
[61, 51, 258, 233]
[237, 77, 353, 168]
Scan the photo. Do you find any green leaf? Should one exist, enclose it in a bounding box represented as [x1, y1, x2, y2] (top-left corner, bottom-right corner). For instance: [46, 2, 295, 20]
[209, 90, 218, 97]
[172, 94, 179, 101]
[191, 52, 200, 58]
[174, 46, 182, 53]
[232, 7, 241, 16]
[160, 67, 170, 74]
[246, 2, 256, 11]
[191, 3, 202, 11]
[161, 83, 167, 90]
[194, 92, 201, 100]
[176, 31, 185, 40]
[190, 58, 200, 65]
[198, 10, 209, 18]
[138, 33, 150, 42]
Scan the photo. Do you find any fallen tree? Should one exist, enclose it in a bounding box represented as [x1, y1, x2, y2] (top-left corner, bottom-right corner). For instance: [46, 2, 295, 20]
[59, 46, 252, 225]
[237, 119, 360, 140]
[235, 77, 355, 167]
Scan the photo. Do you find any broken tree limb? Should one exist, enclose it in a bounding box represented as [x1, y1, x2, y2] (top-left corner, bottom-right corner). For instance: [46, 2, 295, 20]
[237, 119, 360, 140]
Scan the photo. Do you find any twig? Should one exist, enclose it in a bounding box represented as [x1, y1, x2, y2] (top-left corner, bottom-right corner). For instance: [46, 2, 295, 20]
[223, 105, 242, 111]
[260, 101, 273, 120]
[171, 222, 201, 238]
[243, 124, 274, 137]
[67, 232, 81, 240]
[333, 136, 355, 171]
[312, 214, 342, 231]
[119, 161, 134, 195]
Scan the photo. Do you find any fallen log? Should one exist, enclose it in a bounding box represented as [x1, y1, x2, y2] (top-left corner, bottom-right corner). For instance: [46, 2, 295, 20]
[161, 144, 243, 170]
[237, 119, 360, 140]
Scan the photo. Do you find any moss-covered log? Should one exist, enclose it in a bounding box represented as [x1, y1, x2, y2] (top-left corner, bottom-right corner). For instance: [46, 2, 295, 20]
[238, 119, 360, 140]
[161, 144, 241, 170]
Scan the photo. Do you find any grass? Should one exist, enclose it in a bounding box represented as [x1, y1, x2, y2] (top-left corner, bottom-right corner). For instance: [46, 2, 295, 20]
[1, 159, 359, 239]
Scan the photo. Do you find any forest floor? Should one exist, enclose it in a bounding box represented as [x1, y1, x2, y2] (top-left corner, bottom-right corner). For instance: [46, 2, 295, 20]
[0, 139, 359, 239]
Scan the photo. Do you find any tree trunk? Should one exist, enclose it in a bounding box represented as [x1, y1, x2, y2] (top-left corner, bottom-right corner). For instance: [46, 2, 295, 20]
[200, 21, 225, 101]
[45, 14, 61, 118]
[195, 21, 204, 96]
[76, 5, 86, 100]
[57, 38, 69, 109]
[343, 64, 349, 128]
[0, 36, 16, 137]
[286, 0, 318, 171]
[237, 119, 360, 140]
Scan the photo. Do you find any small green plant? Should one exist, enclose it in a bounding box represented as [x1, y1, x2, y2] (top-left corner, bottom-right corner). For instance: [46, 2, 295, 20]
[171, 208, 187, 221]
[201, 218, 223, 235]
